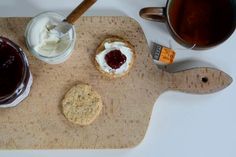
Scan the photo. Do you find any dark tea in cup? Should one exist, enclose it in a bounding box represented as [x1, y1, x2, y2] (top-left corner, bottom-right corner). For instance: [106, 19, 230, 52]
[140, 0, 236, 49]
[169, 0, 235, 46]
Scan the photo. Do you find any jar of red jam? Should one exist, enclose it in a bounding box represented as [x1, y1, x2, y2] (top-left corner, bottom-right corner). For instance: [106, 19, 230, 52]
[0, 37, 32, 108]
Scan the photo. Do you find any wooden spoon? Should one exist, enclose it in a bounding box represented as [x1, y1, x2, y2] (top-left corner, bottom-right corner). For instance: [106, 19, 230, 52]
[52, 0, 97, 34]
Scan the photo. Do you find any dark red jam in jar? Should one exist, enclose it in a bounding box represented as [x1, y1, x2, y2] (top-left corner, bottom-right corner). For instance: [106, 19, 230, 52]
[0, 37, 30, 106]
[105, 50, 127, 69]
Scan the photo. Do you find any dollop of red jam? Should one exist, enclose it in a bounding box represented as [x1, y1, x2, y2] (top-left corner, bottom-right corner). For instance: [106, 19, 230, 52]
[105, 50, 127, 69]
[0, 39, 24, 98]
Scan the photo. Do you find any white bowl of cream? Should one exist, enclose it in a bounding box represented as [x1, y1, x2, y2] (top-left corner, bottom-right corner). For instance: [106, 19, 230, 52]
[25, 12, 76, 64]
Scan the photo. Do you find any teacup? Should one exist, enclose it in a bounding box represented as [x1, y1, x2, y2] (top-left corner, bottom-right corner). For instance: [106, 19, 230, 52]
[140, 0, 236, 49]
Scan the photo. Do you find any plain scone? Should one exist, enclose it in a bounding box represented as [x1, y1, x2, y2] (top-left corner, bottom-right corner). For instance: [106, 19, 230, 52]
[95, 36, 135, 79]
[62, 84, 103, 126]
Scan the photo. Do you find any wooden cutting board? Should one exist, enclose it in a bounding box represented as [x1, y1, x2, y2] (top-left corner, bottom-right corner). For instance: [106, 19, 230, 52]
[0, 17, 232, 149]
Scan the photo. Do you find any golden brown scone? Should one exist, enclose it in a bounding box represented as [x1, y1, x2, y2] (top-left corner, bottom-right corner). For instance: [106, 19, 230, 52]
[95, 36, 135, 79]
[62, 84, 102, 126]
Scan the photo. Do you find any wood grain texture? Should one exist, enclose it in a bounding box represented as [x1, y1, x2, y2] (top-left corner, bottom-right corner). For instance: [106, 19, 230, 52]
[0, 17, 232, 149]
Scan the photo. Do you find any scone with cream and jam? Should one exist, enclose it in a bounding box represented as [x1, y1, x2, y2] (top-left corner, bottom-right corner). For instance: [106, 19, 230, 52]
[95, 36, 135, 78]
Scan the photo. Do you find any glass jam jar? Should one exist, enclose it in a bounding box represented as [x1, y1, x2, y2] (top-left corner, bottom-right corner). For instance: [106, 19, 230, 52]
[25, 12, 76, 64]
[0, 37, 32, 108]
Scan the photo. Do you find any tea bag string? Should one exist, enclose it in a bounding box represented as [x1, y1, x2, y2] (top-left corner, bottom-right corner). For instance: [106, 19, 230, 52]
[169, 39, 196, 51]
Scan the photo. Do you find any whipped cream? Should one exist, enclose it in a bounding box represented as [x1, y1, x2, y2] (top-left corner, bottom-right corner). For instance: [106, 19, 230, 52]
[95, 42, 133, 75]
[29, 16, 73, 57]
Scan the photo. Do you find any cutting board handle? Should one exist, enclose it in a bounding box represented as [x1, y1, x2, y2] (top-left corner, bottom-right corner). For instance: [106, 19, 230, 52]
[167, 67, 232, 94]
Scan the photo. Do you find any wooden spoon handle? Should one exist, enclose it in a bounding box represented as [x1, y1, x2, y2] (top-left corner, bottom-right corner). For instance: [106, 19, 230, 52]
[65, 0, 97, 24]
[167, 67, 232, 94]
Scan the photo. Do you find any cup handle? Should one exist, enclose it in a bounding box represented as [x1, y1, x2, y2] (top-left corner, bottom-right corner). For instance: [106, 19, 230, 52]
[139, 7, 166, 22]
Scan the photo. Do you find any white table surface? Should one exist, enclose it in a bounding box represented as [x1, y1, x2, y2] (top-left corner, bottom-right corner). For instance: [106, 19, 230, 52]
[1, 0, 236, 157]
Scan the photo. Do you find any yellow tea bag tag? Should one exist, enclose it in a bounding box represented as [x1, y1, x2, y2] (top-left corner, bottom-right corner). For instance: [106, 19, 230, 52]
[152, 43, 175, 64]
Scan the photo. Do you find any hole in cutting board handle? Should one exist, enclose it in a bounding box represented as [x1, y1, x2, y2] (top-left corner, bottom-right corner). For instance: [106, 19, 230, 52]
[201, 77, 209, 83]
